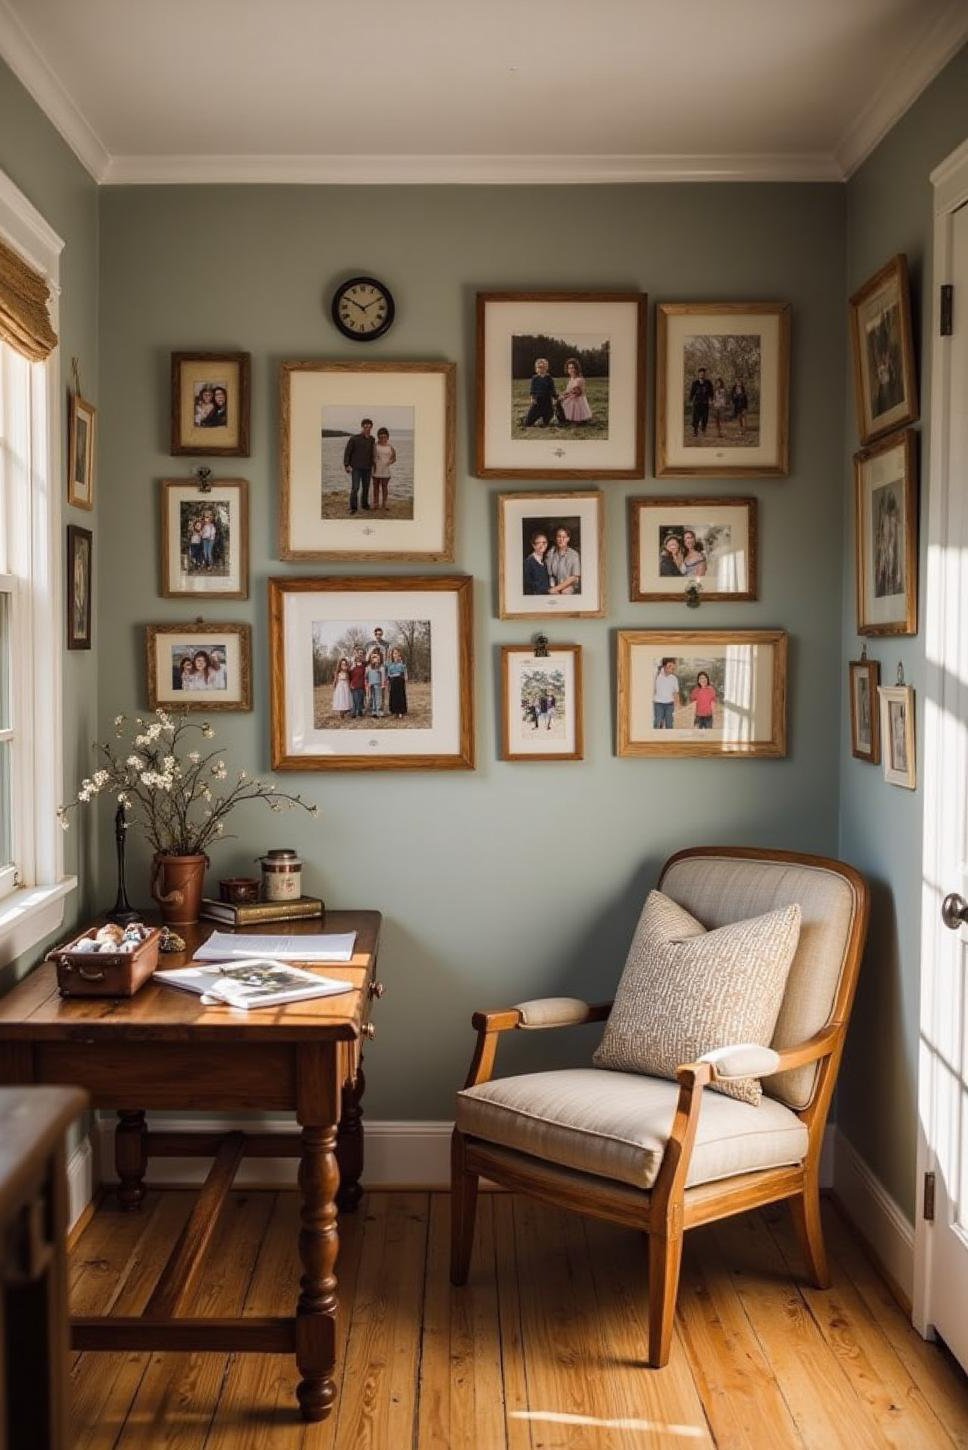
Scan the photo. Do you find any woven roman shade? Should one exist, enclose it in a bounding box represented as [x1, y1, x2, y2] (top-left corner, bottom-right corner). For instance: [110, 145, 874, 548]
[0, 235, 57, 361]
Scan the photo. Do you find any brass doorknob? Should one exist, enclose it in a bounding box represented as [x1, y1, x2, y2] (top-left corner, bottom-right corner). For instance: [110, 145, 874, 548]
[942, 893, 968, 930]
[362, 1022, 376, 1040]
[369, 980, 385, 999]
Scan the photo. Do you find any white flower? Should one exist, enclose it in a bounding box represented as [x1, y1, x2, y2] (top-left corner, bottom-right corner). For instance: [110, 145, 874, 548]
[202, 787, 213, 801]
[134, 734, 149, 748]
[117, 792, 130, 807]
[114, 715, 125, 726]
[238, 769, 248, 781]
[188, 751, 200, 763]
[163, 755, 176, 770]
[215, 821, 225, 833]
[147, 722, 162, 741]
[202, 724, 215, 739]
[59, 816, 70, 831]
[127, 755, 144, 769]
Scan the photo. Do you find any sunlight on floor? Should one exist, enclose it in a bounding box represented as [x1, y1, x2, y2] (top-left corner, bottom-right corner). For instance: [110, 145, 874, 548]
[510, 1408, 706, 1436]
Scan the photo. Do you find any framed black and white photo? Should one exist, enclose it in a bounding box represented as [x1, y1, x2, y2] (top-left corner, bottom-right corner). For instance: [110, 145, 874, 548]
[67, 392, 95, 509]
[854, 429, 918, 636]
[146, 622, 252, 712]
[849, 657, 880, 764]
[849, 254, 918, 445]
[629, 496, 757, 602]
[878, 683, 915, 789]
[66, 525, 92, 650]
[501, 644, 583, 762]
[160, 478, 249, 600]
[498, 491, 605, 620]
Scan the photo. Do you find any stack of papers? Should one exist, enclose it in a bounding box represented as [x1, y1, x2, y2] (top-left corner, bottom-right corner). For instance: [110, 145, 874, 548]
[192, 931, 357, 964]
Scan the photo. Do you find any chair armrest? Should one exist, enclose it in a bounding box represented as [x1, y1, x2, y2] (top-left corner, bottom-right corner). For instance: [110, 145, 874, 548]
[463, 998, 612, 1088]
[770, 1025, 841, 1073]
[698, 1043, 780, 1082]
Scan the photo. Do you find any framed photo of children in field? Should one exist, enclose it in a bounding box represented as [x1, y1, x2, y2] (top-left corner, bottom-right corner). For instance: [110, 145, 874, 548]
[475, 292, 646, 478]
[616, 630, 787, 758]
[279, 361, 456, 561]
[501, 645, 583, 762]
[498, 491, 605, 620]
[145, 622, 252, 712]
[878, 683, 915, 789]
[160, 479, 249, 600]
[269, 575, 474, 771]
[849, 657, 881, 764]
[170, 352, 250, 457]
[655, 303, 790, 478]
[854, 429, 918, 636]
[629, 496, 757, 602]
[849, 254, 918, 446]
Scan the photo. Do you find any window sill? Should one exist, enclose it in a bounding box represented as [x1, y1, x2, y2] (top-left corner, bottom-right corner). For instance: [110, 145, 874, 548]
[0, 877, 77, 967]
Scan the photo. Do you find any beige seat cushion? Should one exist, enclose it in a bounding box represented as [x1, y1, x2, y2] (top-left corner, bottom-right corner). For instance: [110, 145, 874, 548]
[593, 890, 801, 1105]
[457, 1068, 808, 1191]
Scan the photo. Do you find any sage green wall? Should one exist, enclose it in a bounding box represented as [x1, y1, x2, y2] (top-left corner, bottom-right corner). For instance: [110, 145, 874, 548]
[0, 58, 99, 981]
[97, 180, 845, 1117]
[837, 44, 968, 1221]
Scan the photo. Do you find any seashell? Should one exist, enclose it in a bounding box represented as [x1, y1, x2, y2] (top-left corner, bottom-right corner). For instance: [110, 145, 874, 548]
[71, 937, 98, 954]
[98, 941, 119, 953]
[95, 923, 124, 945]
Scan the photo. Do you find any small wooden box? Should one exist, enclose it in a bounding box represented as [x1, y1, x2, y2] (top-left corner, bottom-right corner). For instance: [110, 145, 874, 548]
[50, 927, 162, 998]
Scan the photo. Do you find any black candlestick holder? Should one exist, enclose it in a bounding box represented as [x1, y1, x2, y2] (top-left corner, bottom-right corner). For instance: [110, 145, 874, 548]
[107, 802, 142, 925]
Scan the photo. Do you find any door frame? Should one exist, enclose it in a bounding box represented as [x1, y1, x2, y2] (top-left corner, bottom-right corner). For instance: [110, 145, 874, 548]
[914, 135, 968, 1336]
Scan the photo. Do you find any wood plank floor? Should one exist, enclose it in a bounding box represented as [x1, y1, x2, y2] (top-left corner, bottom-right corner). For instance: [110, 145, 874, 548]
[67, 1190, 968, 1449]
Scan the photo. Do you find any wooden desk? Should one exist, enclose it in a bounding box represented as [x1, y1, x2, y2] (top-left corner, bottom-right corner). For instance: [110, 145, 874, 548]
[0, 910, 382, 1423]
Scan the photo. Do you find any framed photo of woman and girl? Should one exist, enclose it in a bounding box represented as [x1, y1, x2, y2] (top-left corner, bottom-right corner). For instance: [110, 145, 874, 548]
[145, 621, 252, 712]
[629, 496, 757, 602]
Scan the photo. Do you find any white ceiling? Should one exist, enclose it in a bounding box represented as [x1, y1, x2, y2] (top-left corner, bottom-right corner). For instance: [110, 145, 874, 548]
[1, 0, 966, 183]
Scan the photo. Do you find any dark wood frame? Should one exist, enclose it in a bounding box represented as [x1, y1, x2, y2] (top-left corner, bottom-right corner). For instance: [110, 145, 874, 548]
[849, 254, 918, 446]
[475, 291, 647, 479]
[629, 495, 758, 602]
[878, 683, 916, 789]
[170, 351, 251, 457]
[145, 621, 252, 712]
[66, 525, 92, 650]
[269, 575, 474, 771]
[498, 490, 606, 620]
[278, 360, 456, 562]
[849, 657, 881, 764]
[655, 302, 791, 478]
[854, 428, 918, 637]
[450, 846, 870, 1370]
[159, 478, 250, 600]
[501, 644, 584, 762]
[67, 391, 96, 510]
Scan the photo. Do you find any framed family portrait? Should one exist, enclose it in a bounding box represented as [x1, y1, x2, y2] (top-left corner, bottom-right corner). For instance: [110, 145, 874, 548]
[170, 351, 251, 457]
[475, 291, 646, 479]
[160, 479, 249, 600]
[145, 622, 252, 712]
[854, 428, 918, 636]
[617, 629, 787, 758]
[501, 645, 583, 762]
[849, 254, 918, 445]
[67, 392, 95, 509]
[655, 302, 791, 477]
[878, 683, 916, 789]
[269, 575, 474, 771]
[629, 496, 757, 602]
[849, 657, 881, 764]
[498, 491, 605, 620]
[279, 361, 456, 561]
[66, 525, 92, 650]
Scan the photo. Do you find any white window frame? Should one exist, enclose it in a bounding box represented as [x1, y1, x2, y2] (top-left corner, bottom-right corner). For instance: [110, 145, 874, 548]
[0, 168, 76, 965]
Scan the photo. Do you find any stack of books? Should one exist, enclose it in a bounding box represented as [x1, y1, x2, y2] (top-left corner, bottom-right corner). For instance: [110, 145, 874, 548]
[199, 894, 324, 927]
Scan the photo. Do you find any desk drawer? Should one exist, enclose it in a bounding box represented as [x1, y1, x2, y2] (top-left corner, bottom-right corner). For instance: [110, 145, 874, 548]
[35, 1043, 298, 1111]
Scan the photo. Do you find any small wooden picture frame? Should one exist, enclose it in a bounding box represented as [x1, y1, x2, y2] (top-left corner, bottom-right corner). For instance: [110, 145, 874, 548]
[854, 429, 918, 637]
[498, 490, 605, 620]
[146, 621, 252, 711]
[171, 352, 251, 457]
[629, 496, 757, 602]
[878, 683, 916, 788]
[501, 644, 583, 762]
[849, 254, 918, 445]
[160, 478, 249, 600]
[67, 392, 96, 509]
[66, 525, 92, 650]
[848, 657, 880, 763]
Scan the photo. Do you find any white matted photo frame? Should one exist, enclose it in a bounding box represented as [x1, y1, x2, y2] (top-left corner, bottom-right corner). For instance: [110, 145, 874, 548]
[617, 629, 787, 758]
[849, 254, 918, 446]
[629, 496, 757, 602]
[146, 621, 252, 712]
[655, 302, 791, 477]
[279, 361, 456, 562]
[878, 683, 916, 788]
[501, 645, 583, 762]
[160, 479, 249, 600]
[476, 292, 646, 479]
[849, 656, 881, 764]
[67, 392, 96, 509]
[170, 351, 251, 457]
[854, 428, 918, 636]
[269, 575, 474, 771]
[499, 490, 605, 620]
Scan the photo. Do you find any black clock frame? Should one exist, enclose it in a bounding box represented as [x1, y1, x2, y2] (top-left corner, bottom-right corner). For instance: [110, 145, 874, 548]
[331, 275, 395, 342]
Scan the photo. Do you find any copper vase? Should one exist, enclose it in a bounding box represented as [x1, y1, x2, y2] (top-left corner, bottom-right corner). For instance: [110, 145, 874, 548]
[150, 853, 208, 926]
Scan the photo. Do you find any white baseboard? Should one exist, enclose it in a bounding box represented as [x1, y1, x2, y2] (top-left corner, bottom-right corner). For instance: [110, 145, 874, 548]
[67, 1135, 95, 1230]
[830, 1126, 915, 1301]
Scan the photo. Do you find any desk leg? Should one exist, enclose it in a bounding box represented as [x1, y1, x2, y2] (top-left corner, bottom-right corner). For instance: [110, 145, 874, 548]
[336, 1063, 365, 1213]
[295, 1123, 339, 1421]
[116, 1109, 147, 1211]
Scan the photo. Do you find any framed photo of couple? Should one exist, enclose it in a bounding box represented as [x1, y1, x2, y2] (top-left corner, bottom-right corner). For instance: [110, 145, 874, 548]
[170, 352, 251, 457]
[160, 479, 249, 600]
[849, 656, 880, 764]
[145, 621, 252, 712]
[617, 629, 787, 758]
[279, 360, 456, 562]
[476, 292, 647, 479]
[655, 302, 791, 477]
[849, 254, 918, 446]
[498, 491, 605, 620]
[501, 645, 583, 762]
[854, 429, 917, 636]
[629, 496, 757, 602]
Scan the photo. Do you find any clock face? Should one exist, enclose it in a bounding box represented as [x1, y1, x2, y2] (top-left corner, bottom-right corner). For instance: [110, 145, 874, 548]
[332, 276, 395, 341]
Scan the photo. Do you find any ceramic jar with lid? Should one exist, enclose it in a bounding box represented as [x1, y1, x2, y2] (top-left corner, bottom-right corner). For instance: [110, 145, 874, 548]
[257, 848, 303, 902]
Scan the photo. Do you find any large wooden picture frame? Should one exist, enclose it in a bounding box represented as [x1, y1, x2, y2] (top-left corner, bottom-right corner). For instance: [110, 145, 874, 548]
[629, 496, 757, 602]
[160, 478, 249, 600]
[146, 621, 252, 712]
[849, 254, 918, 445]
[501, 644, 584, 762]
[854, 428, 918, 637]
[269, 575, 474, 771]
[170, 351, 251, 457]
[498, 490, 605, 620]
[848, 657, 881, 764]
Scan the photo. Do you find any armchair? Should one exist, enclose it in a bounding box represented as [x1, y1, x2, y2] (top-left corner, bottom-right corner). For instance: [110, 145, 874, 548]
[450, 847, 869, 1368]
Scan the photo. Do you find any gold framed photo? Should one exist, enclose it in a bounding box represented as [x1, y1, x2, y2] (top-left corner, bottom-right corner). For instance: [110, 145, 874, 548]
[655, 302, 791, 477]
[498, 490, 605, 620]
[170, 351, 250, 457]
[501, 644, 583, 762]
[269, 575, 474, 772]
[629, 496, 757, 602]
[475, 291, 646, 479]
[279, 360, 456, 561]
[849, 254, 918, 446]
[160, 478, 249, 600]
[67, 392, 96, 509]
[146, 622, 252, 712]
[849, 657, 881, 764]
[617, 629, 788, 758]
[878, 683, 915, 789]
[854, 428, 918, 636]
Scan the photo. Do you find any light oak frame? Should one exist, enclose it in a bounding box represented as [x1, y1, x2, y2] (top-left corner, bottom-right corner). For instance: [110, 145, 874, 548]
[450, 846, 870, 1369]
[853, 428, 918, 637]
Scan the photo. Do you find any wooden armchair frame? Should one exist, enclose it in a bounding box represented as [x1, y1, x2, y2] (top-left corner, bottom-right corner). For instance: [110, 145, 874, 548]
[450, 847, 870, 1367]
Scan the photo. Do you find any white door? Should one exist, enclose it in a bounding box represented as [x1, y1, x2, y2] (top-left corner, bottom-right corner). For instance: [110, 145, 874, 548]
[916, 143, 968, 1367]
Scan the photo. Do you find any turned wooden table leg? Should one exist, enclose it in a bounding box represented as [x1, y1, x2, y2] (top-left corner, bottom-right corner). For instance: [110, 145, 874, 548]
[336, 1063, 365, 1213]
[115, 1109, 147, 1211]
[295, 1122, 339, 1422]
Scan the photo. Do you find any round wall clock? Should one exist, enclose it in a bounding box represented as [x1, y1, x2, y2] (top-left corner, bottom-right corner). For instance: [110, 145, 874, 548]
[331, 276, 395, 341]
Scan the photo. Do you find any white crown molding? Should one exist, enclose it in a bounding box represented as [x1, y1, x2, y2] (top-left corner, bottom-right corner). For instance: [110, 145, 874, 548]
[0, 0, 109, 182]
[835, 0, 968, 179]
[101, 150, 844, 187]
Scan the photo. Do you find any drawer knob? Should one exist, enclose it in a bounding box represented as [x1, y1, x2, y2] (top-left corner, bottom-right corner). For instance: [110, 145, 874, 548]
[362, 1022, 376, 1040]
[369, 980, 385, 999]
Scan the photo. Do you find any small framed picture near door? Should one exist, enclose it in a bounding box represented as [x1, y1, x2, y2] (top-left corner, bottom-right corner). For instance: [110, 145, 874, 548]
[878, 683, 915, 789]
[170, 351, 251, 457]
[66, 525, 92, 650]
[849, 656, 880, 763]
[655, 302, 791, 477]
[854, 428, 917, 636]
[160, 478, 249, 599]
[629, 496, 757, 602]
[67, 392, 95, 509]
[849, 254, 918, 445]
[146, 622, 252, 711]
[501, 644, 583, 762]
[498, 490, 605, 620]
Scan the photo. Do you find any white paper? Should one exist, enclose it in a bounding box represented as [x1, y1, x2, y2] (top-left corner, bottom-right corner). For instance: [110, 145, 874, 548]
[156, 958, 353, 1010]
[192, 931, 357, 963]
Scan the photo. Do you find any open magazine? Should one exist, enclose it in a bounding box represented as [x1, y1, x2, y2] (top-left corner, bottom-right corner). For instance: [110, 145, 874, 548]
[155, 958, 353, 1010]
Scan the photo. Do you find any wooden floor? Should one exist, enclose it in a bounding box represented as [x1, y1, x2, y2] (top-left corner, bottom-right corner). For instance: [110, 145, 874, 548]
[68, 1188, 968, 1449]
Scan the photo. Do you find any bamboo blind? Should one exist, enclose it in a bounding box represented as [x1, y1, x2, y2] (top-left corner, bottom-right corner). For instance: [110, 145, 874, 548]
[0, 235, 57, 361]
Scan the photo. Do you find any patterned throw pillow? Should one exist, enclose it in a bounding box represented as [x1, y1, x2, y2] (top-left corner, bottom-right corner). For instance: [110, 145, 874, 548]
[593, 889, 801, 1104]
